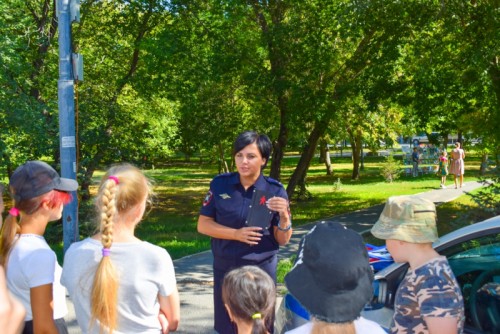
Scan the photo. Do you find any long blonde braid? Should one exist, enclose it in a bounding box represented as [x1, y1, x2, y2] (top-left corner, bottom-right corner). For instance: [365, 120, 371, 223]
[90, 178, 119, 334]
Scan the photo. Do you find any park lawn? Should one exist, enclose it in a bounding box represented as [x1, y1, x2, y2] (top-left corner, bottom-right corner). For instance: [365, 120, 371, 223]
[44, 154, 492, 262]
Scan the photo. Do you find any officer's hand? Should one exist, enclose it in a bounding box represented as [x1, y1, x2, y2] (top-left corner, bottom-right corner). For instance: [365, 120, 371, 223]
[266, 197, 290, 219]
[235, 227, 263, 245]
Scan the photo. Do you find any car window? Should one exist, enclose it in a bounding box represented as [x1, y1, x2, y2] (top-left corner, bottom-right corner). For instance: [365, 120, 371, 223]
[440, 234, 500, 333]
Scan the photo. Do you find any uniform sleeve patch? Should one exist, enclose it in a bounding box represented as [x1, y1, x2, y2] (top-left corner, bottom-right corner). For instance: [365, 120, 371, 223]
[203, 190, 213, 206]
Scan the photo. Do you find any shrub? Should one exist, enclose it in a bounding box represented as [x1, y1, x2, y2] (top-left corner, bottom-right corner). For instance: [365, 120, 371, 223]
[381, 154, 401, 183]
[467, 168, 500, 217]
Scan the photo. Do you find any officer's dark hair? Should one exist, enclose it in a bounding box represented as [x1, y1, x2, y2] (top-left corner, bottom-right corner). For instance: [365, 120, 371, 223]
[233, 131, 272, 169]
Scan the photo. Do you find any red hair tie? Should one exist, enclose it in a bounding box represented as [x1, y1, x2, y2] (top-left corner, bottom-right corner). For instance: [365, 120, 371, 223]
[9, 207, 20, 217]
[108, 176, 120, 184]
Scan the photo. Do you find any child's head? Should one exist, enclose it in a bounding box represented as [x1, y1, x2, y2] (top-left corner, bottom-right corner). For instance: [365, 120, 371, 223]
[222, 265, 275, 334]
[9, 160, 77, 213]
[285, 222, 373, 325]
[95, 163, 152, 232]
[371, 195, 438, 244]
[441, 150, 447, 157]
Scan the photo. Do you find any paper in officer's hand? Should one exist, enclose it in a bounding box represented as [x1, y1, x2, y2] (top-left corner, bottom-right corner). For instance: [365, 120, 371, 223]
[246, 189, 273, 229]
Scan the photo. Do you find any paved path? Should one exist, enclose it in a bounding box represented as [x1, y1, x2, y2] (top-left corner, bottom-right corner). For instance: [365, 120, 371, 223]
[65, 181, 485, 333]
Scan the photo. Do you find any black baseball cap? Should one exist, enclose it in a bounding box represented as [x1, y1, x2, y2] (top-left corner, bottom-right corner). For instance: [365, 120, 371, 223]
[9, 161, 79, 202]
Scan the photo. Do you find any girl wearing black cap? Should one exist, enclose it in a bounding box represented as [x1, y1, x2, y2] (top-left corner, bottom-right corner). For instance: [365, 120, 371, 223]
[0, 161, 78, 334]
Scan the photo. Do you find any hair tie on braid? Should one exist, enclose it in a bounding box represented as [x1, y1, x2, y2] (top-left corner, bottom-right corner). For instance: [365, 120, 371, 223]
[9, 207, 19, 217]
[102, 248, 111, 257]
[251, 312, 261, 320]
[108, 176, 120, 184]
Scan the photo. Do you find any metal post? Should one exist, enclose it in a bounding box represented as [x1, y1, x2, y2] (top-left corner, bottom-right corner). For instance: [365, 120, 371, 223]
[57, 0, 79, 253]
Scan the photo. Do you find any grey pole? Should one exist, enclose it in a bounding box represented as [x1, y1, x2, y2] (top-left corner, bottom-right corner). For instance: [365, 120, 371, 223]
[57, 0, 79, 253]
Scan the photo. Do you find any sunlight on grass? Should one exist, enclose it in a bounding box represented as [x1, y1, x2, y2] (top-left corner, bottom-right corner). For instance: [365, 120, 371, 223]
[43, 156, 495, 260]
[276, 256, 296, 286]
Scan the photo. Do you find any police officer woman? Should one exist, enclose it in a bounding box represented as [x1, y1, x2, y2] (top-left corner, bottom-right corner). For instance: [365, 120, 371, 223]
[197, 131, 292, 334]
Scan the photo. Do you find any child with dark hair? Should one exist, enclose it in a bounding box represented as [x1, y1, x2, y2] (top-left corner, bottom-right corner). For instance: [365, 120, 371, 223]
[61, 163, 180, 334]
[198, 130, 292, 333]
[0, 161, 78, 334]
[222, 265, 276, 334]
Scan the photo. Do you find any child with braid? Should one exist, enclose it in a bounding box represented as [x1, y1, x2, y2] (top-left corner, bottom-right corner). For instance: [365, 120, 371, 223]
[61, 164, 180, 334]
[0, 161, 78, 334]
[222, 265, 276, 334]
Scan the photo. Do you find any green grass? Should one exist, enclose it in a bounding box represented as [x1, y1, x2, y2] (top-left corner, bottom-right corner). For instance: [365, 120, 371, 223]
[39, 154, 496, 263]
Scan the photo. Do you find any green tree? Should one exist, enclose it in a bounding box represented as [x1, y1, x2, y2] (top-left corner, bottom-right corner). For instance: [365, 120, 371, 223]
[0, 0, 59, 175]
[73, 0, 180, 196]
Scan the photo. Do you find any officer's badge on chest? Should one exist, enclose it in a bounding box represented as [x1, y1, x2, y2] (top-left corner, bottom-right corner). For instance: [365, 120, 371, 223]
[219, 193, 231, 199]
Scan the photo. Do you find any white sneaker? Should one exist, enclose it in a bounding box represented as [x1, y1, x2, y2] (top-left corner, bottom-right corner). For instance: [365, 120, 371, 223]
[442, 185, 446, 189]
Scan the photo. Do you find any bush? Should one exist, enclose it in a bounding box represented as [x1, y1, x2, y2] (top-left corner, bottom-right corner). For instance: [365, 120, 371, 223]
[467, 168, 500, 217]
[381, 154, 401, 183]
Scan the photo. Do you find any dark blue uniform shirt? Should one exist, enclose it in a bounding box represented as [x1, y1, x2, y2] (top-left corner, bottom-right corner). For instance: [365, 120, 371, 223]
[199, 172, 288, 263]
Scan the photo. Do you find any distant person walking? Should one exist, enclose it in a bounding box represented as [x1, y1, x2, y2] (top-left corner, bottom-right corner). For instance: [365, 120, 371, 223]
[412, 147, 420, 177]
[449, 142, 465, 189]
[437, 150, 448, 189]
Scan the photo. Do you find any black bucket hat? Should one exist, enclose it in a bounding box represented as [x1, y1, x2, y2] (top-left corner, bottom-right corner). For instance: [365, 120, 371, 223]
[9, 161, 78, 202]
[284, 221, 374, 323]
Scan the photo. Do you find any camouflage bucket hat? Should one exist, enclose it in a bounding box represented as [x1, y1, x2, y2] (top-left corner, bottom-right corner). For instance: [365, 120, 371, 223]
[371, 195, 438, 243]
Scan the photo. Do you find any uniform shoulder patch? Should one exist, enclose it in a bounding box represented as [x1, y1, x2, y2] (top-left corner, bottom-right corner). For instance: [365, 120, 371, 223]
[202, 190, 213, 206]
[263, 176, 283, 187]
[213, 172, 233, 179]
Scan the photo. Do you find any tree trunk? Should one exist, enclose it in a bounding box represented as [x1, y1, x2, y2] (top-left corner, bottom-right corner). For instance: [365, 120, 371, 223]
[457, 130, 463, 145]
[218, 143, 229, 174]
[360, 144, 365, 171]
[270, 114, 288, 181]
[349, 133, 362, 180]
[250, 1, 289, 182]
[488, 59, 500, 112]
[319, 139, 326, 163]
[479, 153, 488, 175]
[488, 60, 500, 144]
[442, 133, 449, 149]
[286, 121, 327, 198]
[319, 138, 333, 175]
[79, 150, 104, 201]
